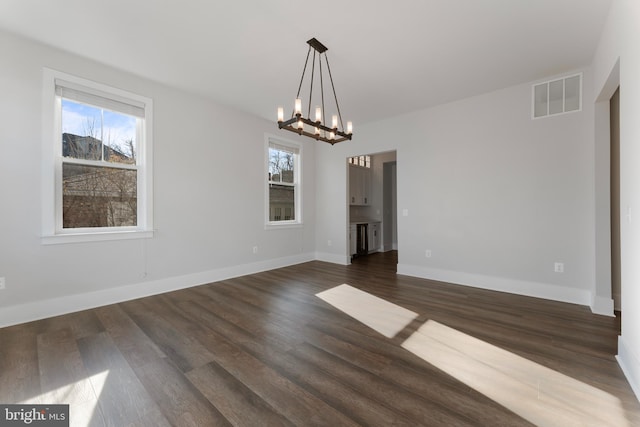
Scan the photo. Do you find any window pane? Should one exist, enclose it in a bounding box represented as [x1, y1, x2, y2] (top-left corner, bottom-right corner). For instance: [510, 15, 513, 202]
[269, 184, 295, 221]
[534, 83, 548, 118]
[62, 99, 102, 160]
[63, 163, 137, 228]
[564, 75, 580, 112]
[548, 79, 564, 115]
[103, 110, 137, 165]
[61, 99, 137, 165]
[269, 147, 294, 183]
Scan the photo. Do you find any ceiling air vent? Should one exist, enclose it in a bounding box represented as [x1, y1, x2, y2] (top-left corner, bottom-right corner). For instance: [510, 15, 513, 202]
[532, 73, 582, 119]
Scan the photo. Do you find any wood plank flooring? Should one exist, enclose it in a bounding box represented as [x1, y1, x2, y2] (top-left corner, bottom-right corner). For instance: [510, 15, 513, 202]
[1, 251, 639, 426]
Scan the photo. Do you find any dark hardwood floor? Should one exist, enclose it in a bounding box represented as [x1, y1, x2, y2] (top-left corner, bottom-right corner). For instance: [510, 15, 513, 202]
[1, 252, 639, 426]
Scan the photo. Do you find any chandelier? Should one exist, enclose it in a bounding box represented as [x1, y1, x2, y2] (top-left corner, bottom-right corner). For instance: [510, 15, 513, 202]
[277, 38, 353, 145]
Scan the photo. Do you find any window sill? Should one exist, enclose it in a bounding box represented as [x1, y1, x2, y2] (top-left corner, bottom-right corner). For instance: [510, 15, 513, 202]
[265, 222, 303, 230]
[41, 229, 154, 245]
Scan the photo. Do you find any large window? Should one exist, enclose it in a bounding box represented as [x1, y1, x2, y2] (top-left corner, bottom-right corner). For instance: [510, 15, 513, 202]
[266, 137, 301, 227]
[42, 69, 153, 243]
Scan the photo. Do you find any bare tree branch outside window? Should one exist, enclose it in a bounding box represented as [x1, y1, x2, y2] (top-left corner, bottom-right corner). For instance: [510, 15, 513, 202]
[61, 102, 138, 228]
[268, 147, 295, 221]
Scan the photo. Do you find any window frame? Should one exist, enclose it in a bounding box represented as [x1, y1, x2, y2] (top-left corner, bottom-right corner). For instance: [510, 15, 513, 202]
[265, 134, 302, 229]
[531, 72, 582, 119]
[41, 68, 154, 244]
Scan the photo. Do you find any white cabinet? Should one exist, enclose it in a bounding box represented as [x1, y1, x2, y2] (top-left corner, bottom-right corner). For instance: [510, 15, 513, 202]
[349, 224, 357, 256]
[368, 222, 380, 253]
[349, 165, 371, 206]
[349, 221, 380, 257]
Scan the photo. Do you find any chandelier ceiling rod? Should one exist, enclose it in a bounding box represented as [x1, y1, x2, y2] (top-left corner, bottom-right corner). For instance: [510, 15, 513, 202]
[295, 45, 312, 116]
[307, 48, 316, 120]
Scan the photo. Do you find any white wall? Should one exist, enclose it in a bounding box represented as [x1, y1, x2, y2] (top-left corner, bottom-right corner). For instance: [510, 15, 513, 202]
[315, 69, 598, 306]
[0, 30, 316, 326]
[592, 0, 640, 401]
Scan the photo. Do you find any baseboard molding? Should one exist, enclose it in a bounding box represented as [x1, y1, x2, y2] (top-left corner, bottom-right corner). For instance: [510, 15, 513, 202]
[314, 251, 350, 265]
[617, 335, 640, 403]
[397, 263, 591, 307]
[590, 294, 615, 317]
[0, 252, 315, 328]
[0, 255, 613, 328]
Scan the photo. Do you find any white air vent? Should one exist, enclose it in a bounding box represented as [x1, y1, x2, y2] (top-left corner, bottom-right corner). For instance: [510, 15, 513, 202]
[532, 73, 581, 119]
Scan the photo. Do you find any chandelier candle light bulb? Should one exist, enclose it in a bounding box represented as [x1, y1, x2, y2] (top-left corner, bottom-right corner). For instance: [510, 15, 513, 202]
[295, 98, 302, 116]
[315, 106, 322, 123]
[277, 107, 284, 122]
[347, 121, 353, 134]
[332, 115, 338, 129]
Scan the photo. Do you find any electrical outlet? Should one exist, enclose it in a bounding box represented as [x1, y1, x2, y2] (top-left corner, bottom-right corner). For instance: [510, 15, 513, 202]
[0, 277, 5, 290]
[425, 250, 432, 258]
[252, 246, 258, 254]
[554, 262, 564, 273]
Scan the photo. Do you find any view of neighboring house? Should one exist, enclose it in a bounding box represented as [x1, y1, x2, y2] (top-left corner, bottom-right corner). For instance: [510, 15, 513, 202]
[268, 170, 294, 221]
[61, 133, 137, 228]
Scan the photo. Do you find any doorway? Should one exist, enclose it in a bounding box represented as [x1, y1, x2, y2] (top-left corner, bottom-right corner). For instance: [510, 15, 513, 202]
[347, 151, 397, 267]
[610, 87, 621, 311]
[383, 161, 397, 252]
[594, 59, 619, 316]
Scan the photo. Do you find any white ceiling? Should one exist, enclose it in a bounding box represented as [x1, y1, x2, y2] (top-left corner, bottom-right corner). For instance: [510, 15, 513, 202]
[0, 0, 612, 126]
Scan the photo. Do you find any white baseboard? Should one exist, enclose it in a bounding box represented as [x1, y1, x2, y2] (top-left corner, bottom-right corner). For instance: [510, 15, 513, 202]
[397, 263, 591, 307]
[314, 251, 350, 265]
[617, 335, 640, 403]
[0, 252, 315, 328]
[0, 254, 617, 329]
[590, 294, 615, 317]
[382, 243, 398, 252]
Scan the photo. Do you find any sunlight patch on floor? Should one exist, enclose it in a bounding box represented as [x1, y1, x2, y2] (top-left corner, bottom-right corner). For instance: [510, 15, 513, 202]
[403, 320, 628, 427]
[316, 284, 419, 338]
[20, 370, 109, 427]
[316, 285, 629, 427]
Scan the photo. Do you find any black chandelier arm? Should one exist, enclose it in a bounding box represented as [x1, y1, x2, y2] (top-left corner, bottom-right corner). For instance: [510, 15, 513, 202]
[324, 54, 345, 131]
[294, 45, 313, 118]
[307, 49, 316, 119]
[319, 52, 326, 128]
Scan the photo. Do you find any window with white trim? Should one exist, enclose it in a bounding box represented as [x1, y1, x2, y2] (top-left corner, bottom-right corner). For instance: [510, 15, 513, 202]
[348, 155, 370, 168]
[42, 69, 153, 243]
[266, 137, 301, 227]
[532, 73, 582, 119]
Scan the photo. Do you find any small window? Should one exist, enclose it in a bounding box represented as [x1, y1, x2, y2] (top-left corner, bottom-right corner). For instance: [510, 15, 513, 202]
[42, 69, 153, 243]
[266, 137, 301, 227]
[532, 73, 582, 119]
[348, 155, 370, 168]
